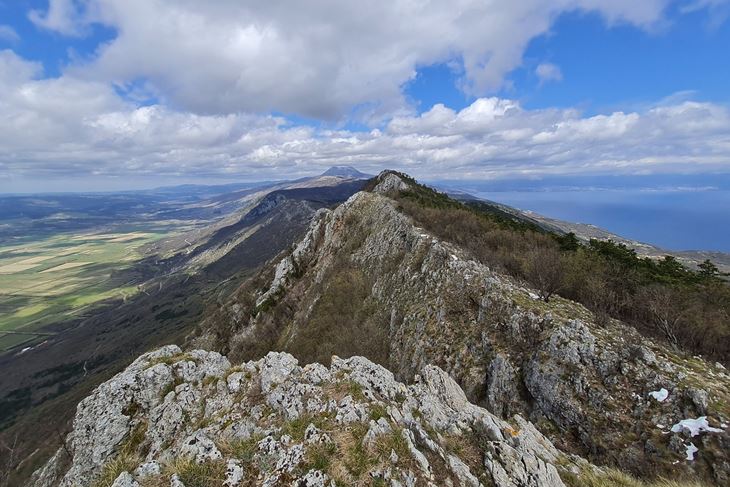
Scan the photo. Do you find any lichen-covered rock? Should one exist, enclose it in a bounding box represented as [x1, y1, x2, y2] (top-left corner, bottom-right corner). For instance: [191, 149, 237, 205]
[485, 354, 520, 419]
[32, 350, 569, 487]
[110, 471, 139, 487]
[372, 172, 411, 194]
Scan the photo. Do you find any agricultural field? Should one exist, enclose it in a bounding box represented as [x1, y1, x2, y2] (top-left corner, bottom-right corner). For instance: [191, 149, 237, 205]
[0, 226, 179, 352]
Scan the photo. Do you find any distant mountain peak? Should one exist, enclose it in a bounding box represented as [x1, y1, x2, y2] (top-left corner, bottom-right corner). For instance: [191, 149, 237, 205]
[321, 165, 370, 178]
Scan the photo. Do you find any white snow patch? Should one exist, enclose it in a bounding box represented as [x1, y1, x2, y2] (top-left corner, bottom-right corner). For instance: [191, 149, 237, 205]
[528, 292, 540, 300]
[671, 417, 724, 437]
[649, 388, 669, 402]
[685, 443, 698, 461]
[451, 254, 458, 261]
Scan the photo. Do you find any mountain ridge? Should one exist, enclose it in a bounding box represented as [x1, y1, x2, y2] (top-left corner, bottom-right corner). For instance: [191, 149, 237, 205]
[7, 171, 730, 486]
[185, 171, 729, 484]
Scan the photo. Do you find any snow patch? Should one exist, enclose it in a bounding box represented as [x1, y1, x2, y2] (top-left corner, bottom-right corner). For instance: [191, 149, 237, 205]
[649, 388, 668, 402]
[670, 417, 724, 437]
[685, 443, 698, 461]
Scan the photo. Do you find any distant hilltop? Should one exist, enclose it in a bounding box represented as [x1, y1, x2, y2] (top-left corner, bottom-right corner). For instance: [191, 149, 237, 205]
[321, 165, 372, 178]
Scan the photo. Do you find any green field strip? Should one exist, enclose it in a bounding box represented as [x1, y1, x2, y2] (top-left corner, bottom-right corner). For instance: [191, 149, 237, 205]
[0, 333, 37, 351]
[0, 225, 177, 344]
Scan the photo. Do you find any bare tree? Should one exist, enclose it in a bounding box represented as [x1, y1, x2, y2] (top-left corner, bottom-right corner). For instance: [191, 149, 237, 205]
[0, 435, 18, 487]
[524, 246, 565, 302]
[638, 285, 687, 349]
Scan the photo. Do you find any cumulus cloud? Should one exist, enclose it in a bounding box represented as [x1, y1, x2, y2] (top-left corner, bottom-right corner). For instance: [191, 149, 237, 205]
[1, 49, 729, 186]
[28, 0, 675, 120]
[29, 0, 87, 37]
[536, 63, 563, 85]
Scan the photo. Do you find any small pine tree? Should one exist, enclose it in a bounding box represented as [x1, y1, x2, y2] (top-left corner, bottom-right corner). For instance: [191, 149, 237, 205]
[698, 259, 719, 279]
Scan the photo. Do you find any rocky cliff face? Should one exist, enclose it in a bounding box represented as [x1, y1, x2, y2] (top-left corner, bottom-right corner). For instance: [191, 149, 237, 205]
[32, 346, 569, 487]
[196, 172, 729, 484]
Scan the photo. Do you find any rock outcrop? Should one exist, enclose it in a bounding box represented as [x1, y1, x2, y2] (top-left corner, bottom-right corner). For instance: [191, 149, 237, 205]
[32, 347, 569, 487]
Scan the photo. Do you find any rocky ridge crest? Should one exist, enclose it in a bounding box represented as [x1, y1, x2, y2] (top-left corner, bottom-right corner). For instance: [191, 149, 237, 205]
[32, 346, 569, 487]
[207, 172, 729, 483]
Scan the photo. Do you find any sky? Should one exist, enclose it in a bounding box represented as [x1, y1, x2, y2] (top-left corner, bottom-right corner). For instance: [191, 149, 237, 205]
[1, 0, 729, 192]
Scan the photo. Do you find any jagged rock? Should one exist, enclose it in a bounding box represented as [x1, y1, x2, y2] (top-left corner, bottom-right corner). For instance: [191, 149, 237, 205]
[33, 350, 571, 487]
[390, 449, 399, 464]
[133, 460, 161, 479]
[111, 471, 139, 487]
[260, 351, 300, 393]
[401, 429, 432, 478]
[485, 354, 520, 418]
[292, 469, 328, 486]
[372, 172, 411, 194]
[364, 417, 392, 447]
[447, 454, 480, 487]
[180, 430, 223, 463]
[687, 388, 710, 416]
[224, 459, 244, 486]
[334, 395, 368, 423]
[55, 345, 180, 486]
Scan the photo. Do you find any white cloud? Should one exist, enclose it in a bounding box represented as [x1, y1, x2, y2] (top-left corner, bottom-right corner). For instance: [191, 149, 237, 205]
[0, 25, 20, 44]
[29, 0, 674, 119]
[5, 1, 729, 190]
[535, 63, 563, 84]
[29, 0, 87, 37]
[1, 49, 729, 187]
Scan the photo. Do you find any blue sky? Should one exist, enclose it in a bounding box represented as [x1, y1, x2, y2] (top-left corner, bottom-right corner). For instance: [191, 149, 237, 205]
[1, 0, 729, 192]
[406, 9, 730, 115]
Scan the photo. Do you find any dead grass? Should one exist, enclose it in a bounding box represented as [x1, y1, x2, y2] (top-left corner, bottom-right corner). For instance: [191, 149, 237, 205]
[562, 467, 711, 487]
[163, 457, 226, 487]
[91, 451, 140, 487]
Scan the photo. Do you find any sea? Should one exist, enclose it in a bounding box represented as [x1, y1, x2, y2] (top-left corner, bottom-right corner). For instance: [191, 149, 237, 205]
[472, 189, 730, 253]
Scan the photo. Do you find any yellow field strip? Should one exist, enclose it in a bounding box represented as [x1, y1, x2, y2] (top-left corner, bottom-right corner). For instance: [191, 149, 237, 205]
[0, 263, 40, 274]
[39, 261, 92, 273]
[16, 255, 57, 265]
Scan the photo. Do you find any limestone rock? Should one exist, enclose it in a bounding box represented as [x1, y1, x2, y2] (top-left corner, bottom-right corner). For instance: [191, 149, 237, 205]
[485, 354, 520, 418]
[32, 350, 569, 487]
[111, 471, 139, 487]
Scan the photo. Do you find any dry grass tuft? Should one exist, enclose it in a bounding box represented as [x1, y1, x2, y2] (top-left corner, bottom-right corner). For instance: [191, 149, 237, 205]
[564, 467, 711, 487]
[91, 451, 140, 487]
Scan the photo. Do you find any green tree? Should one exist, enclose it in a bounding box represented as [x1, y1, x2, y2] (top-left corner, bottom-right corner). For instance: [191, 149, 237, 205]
[698, 259, 719, 279]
